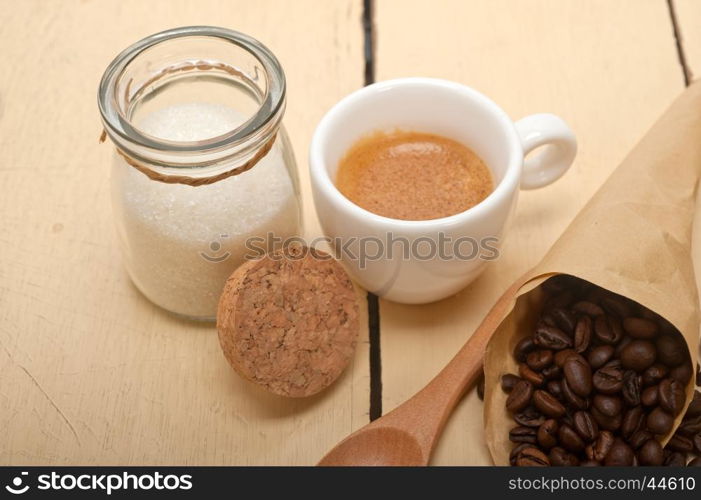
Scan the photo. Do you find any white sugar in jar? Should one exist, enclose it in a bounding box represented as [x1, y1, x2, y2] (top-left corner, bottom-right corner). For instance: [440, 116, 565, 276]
[98, 27, 302, 320]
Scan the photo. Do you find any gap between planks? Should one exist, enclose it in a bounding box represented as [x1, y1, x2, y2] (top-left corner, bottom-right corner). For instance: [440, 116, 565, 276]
[361, 0, 383, 422]
[667, 0, 692, 86]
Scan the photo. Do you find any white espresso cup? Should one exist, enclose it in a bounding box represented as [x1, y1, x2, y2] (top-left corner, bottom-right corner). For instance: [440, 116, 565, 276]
[309, 78, 576, 304]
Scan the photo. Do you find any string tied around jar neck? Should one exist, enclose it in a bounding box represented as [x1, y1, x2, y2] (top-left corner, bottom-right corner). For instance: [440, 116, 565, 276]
[97, 27, 286, 187]
[99, 129, 277, 187]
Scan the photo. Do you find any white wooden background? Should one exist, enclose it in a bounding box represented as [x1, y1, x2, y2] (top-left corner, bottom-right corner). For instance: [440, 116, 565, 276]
[0, 0, 699, 465]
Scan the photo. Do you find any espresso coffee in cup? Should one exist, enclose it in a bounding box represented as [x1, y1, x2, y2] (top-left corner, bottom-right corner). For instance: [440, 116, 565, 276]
[335, 130, 494, 221]
[309, 78, 577, 303]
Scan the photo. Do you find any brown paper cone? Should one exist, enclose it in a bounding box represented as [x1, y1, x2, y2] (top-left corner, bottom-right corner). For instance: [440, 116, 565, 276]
[483, 81, 701, 465]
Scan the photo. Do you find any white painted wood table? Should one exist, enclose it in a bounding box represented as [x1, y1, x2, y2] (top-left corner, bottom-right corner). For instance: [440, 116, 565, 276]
[0, 0, 698, 465]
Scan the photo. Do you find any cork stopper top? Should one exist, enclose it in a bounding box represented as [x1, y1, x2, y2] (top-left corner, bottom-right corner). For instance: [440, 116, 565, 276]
[217, 246, 359, 397]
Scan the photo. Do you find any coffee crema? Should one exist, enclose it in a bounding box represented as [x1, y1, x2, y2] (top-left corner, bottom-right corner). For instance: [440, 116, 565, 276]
[335, 130, 493, 221]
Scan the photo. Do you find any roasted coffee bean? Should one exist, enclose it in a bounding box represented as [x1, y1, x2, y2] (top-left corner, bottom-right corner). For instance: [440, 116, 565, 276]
[694, 433, 701, 454]
[514, 407, 546, 427]
[603, 358, 622, 369]
[519, 364, 545, 387]
[655, 334, 687, 367]
[546, 380, 564, 401]
[666, 433, 693, 453]
[572, 300, 604, 317]
[504, 278, 697, 468]
[533, 390, 566, 418]
[574, 315, 592, 353]
[658, 316, 679, 336]
[686, 391, 701, 418]
[621, 406, 645, 439]
[623, 317, 659, 339]
[514, 337, 536, 362]
[544, 292, 576, 314]
[604, 438, 635, 466]
[542, 364, 562, 380]
[501, 373, 521, 393]
[573, 411, 599, 442]
[527, 349, 553, 371]
[587, 430, 614, 461]
[542, 313, 557, 328]
[670, 362, 693, 385]
[506, 380, 533, 412]
[658, 378, 685, 416]
[515, 446, 550, 466]
[614, 336, 632, 357]
[629, 429, 653, 450]
[688, 457, 701, 467]
[535, 325, 572, 350]
[594, 314, 623, 345]
[593, 365, 624, 394]
[647, 407, 674, 435]
[601, 295, 633, 319]
[580, 459, 601, 466]
[640, 308, 660, 321]
[549, 446, 580, 466]
[678, 415, 701, 436]
[558, 424, 585, 452]
[620, 340, 657, 372]
[593, 394, 622, 417]
[509, 426, 537, 444]
[642, 364, 668, 386]
[588, 345, 614, 369]
[547, 444, 571, 464]
[550, 307, 576, 334]
[563, 356, 592, 397]
[562, 378, 589, 410]
[560, 413, 574, 428]
[554, 349, 579, 367]
[664, 451, 686, 467]
[638, 438, 664, 466]
[509, 443, 532, 465]
[641, 385, 659, 407]
[622, 370, 641, 406]
[537, 419, 558, 449]
[592, 406, 622, 432]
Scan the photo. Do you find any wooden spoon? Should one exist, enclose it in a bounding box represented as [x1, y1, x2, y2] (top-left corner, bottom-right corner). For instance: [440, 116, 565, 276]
[318, 278, 527, 466]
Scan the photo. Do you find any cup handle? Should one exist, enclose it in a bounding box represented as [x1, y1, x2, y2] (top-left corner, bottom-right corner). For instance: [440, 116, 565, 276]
[514, 113, 577, 190]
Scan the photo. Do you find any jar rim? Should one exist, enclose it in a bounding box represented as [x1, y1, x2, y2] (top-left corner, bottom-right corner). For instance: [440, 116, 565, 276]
[97, 26, 285, 158]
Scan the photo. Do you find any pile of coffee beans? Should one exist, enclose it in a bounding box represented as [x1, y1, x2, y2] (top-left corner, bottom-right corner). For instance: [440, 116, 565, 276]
[503, 275, 698, 466]
[663, 389, 701, 466]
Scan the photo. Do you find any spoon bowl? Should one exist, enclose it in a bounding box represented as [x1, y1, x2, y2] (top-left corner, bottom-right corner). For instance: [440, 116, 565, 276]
[318, 427, 425, 466]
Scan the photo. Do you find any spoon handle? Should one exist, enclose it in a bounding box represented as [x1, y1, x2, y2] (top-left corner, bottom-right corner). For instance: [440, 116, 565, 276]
[382, 275, 530, 458]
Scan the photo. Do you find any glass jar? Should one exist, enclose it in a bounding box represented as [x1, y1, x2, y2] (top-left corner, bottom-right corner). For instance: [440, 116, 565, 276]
[98, 26, 302, 321]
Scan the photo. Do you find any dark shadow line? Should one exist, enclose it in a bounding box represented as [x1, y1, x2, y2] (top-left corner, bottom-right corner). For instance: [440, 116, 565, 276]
[362, 0, 382, 421]
[363, 0, 376, 87]
[367, 293, 382, 421]
[667, 0, 692, 86]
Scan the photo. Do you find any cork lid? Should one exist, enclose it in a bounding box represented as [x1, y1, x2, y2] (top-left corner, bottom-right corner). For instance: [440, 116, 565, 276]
[217, 245, 359, 397]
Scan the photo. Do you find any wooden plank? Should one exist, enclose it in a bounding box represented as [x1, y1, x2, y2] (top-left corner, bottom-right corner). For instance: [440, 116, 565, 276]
[0, 0, 366, 465]
[675, 0, 701, 81]
[375, 0, 686, 465]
